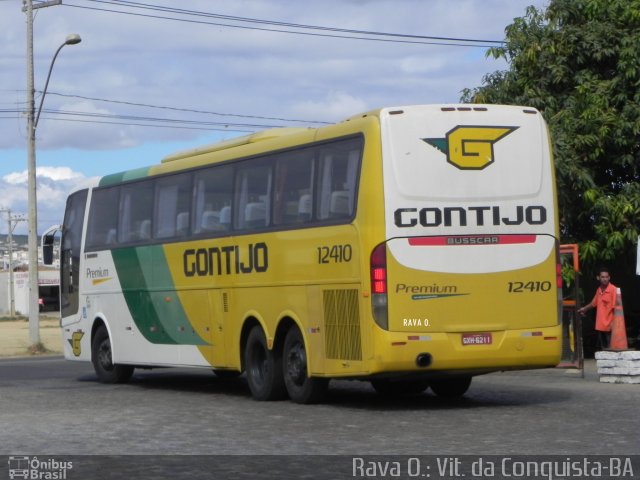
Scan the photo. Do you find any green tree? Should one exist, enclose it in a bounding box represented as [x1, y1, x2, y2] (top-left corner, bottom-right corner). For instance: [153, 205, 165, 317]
[462, 0, 640, 272]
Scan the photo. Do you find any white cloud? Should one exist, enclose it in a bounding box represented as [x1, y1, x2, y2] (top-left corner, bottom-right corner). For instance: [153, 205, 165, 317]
[0, 0, 552, 235]
[0, 167, 94, 234]
[38, 166, 84, 181]
[292, 91, 369, 122]
[0, 0, 549, 169]
[3, 166, 83, 185]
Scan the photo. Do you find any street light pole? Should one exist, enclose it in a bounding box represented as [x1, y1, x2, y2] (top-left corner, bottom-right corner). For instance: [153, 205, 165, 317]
[25, 0, 81, 346]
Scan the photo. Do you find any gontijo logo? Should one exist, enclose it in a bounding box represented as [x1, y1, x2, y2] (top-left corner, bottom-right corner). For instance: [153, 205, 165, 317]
[423, 126, 518, 170]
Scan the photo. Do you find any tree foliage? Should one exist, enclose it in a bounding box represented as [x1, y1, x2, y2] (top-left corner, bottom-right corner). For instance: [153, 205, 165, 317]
[462, 0, 640, 272]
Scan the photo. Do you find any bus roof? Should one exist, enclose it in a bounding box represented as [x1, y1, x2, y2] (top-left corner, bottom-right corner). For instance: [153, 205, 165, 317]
[161, 127, 312, 163]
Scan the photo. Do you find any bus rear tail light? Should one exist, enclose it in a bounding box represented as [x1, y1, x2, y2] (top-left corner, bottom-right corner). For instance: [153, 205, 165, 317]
[370, 243, 389, 330]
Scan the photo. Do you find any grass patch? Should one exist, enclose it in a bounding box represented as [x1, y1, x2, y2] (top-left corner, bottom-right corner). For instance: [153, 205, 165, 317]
[0, 315, 27, 322]
[27, 342, 52, 355]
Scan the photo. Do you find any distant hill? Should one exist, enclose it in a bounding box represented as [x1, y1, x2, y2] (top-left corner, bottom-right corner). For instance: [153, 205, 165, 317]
[0, 234, 28, 246]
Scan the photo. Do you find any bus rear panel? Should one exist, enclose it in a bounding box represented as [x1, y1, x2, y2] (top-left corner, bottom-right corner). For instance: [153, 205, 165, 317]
[372, 105, 561, 376]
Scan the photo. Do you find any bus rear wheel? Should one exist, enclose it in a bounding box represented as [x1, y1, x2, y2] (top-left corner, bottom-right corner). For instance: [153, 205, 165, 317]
[429, 376, 472, 398]
[283, 327, 328, 404]
[244, 326, 286, 401]
[91, 325, 134, 384]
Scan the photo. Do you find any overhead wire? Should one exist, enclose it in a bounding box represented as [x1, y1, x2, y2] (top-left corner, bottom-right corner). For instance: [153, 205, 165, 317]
[62, 0, 503, 48]
[87, 0, 504, 44]
[2, 1, 508, 132]
[45, 92, 330, 125]
[0, 106, 281, 132]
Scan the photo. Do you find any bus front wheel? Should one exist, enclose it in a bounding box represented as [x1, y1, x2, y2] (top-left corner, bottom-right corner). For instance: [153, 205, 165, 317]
[91, 325, 134, 384]
[283, 327, 328, 404]
[429, 376, 472, 398]
[244, 326, 286, 401]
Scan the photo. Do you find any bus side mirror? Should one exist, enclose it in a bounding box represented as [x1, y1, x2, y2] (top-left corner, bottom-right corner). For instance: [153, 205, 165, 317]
[41, 224, 61, 266]
[43, 234, 55, 265]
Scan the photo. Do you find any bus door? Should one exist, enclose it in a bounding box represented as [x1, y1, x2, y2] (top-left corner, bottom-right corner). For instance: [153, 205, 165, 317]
[60, 189, 88, 323]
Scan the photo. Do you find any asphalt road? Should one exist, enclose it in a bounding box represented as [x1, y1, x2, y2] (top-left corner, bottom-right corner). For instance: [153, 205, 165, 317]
[0, 356, 637, 459]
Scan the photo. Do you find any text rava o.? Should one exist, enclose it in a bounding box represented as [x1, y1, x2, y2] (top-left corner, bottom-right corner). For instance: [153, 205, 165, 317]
[394, 205, 547, 228]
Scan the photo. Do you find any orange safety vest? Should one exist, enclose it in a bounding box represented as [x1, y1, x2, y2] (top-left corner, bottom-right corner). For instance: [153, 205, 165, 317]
[590, 283, 617, 332]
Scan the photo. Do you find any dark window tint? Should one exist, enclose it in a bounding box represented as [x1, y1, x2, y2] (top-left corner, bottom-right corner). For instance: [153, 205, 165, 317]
[155, 172, 193, 239]
[193, 165, 233, 234]
[119, 182, 154, 243]
[273, 149, 314, 226]
[61, 189, 87, 317]
[86, 186, 120, 249]
[317, 138, 361, 220]
[234, 160, 271, 230]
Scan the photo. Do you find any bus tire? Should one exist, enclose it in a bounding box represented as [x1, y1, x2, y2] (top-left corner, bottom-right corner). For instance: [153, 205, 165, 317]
[283, 327, 328, 404]
[430, 376, 472, 398]
[244, 326, 286, 401]
[91, 325, 134, 384]
[371, 378, 430, 396]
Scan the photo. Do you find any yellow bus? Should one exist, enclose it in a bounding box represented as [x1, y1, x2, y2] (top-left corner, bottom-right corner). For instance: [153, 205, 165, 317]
[44, 104, 562, 403]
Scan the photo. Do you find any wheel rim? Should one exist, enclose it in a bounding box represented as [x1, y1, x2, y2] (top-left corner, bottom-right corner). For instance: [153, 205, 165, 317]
[286, 341, 307, 386]
[98, 339, 114, 371]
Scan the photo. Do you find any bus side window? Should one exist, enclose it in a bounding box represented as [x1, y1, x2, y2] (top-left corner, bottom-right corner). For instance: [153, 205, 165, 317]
[120, 182, 154, 243]
[198, 211, 216, 231]
[329, 190, 350, 217]
[219, 206, 231, 229]
[154, 172, 192, 239]
[176, 212, 190, 236]
[273, 149, 314, 226]
[194, 165, 233, 235]
[139, 220, 151, 240]
[317, 139, 362, 221]
[86, 186, 120, 250]
[298, 193, 312, 222]
[105, 229, 117, 245]
[235, 161, 271, 231]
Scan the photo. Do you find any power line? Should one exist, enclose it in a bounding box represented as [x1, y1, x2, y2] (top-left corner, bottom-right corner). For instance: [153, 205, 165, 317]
[45, 91, 330, 125]
[45, 108, 287, 129]
[0, 90, 330, 125]
[63, 0, 503, 48]
[38, 117, 257, 133]
[90, 0, 504, 44]
[0, 113, 258, 133]
[0, 107, 283, 132]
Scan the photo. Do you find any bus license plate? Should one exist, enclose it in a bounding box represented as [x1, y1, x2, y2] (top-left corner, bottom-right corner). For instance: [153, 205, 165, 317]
[462, 333, 492, 345]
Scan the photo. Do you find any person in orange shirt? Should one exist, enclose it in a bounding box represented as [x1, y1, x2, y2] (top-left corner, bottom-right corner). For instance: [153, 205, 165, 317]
[578, 268, 617, 350]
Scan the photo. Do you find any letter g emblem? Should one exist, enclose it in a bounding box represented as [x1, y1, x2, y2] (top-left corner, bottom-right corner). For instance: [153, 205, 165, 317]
[424, 125, 518, 170]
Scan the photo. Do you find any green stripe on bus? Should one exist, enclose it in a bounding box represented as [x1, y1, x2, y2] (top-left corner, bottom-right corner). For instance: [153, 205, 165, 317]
[111, 246, 207, 346]
[99, 166, 151, 187]
[138, 246, 208, 346]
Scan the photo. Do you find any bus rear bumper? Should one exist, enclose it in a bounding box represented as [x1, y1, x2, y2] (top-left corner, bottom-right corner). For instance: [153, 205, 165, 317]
[368, 325, 562, 376]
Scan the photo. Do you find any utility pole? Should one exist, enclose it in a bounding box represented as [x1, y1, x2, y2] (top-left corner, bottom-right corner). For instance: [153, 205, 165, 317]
[25, 0, 40, 344]
[0, 209, 26, 317]
[24, 0, 65, 345]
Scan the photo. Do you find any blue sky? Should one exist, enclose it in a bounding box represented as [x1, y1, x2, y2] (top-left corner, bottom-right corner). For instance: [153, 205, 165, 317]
[0, 0, 548, 234]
